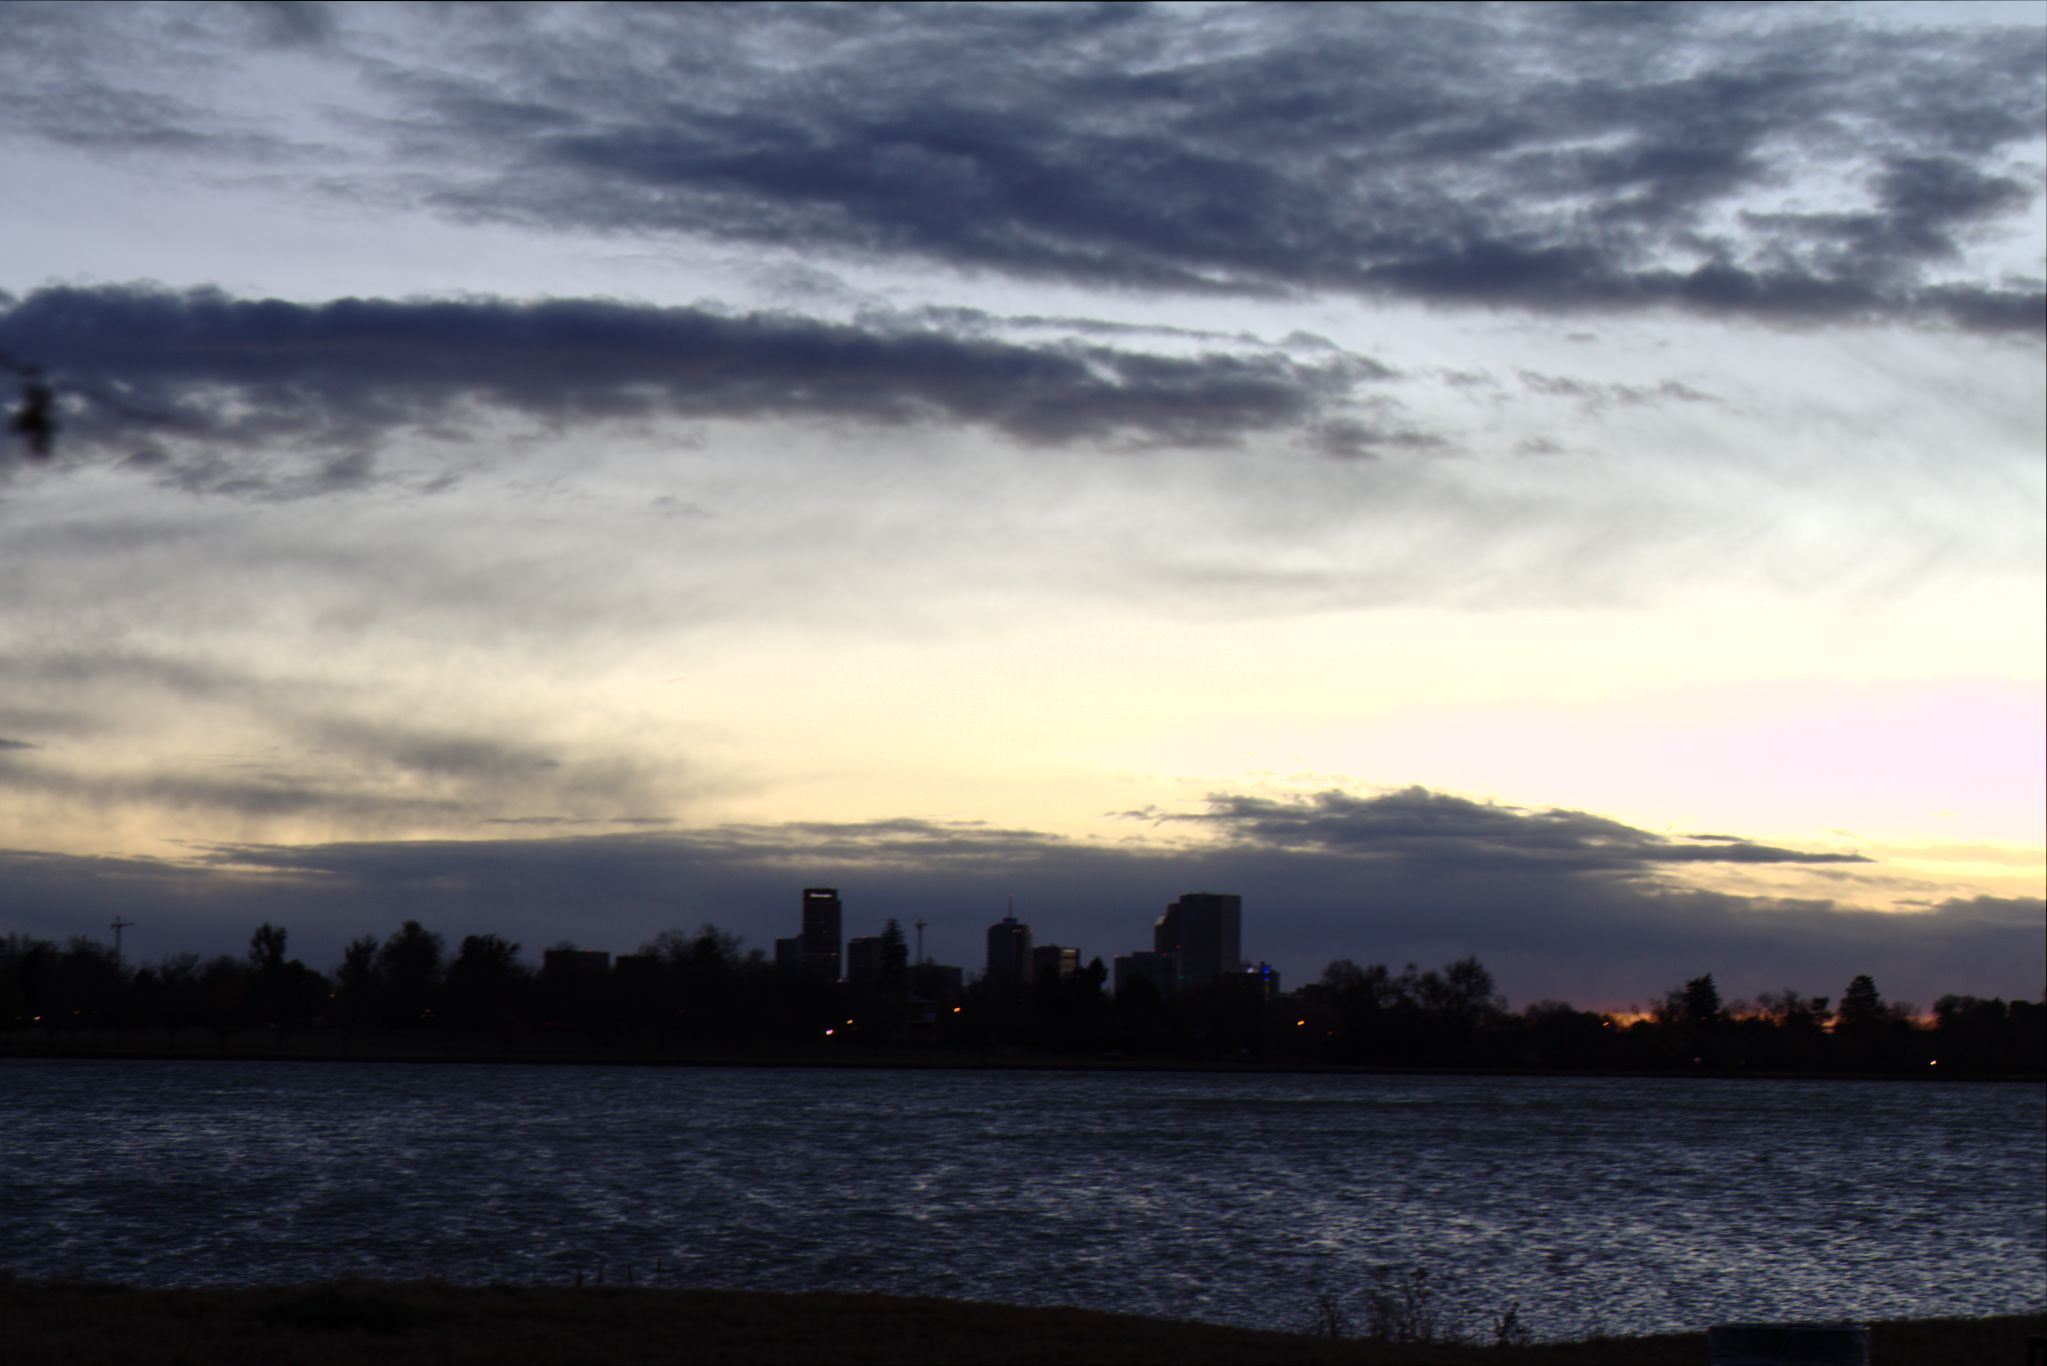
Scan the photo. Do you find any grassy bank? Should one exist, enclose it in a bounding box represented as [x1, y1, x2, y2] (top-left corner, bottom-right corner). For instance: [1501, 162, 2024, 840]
[3, 1280, 2041, 1365]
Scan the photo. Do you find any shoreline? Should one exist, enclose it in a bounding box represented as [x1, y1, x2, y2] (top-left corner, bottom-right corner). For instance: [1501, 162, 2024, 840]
[5, 1029, 2041, 1083]
[4, 1280, 2042, 1365]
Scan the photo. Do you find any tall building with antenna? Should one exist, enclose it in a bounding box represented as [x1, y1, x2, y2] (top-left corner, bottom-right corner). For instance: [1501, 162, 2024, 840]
[985, 902, 1032, 994]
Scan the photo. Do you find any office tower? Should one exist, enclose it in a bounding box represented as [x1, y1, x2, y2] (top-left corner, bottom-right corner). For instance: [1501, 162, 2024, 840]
[801, 887, 842, 982]
[1031, 944, 1079, 986]
[985, 910, 1032, 993]
[845, 935, 883, 989]
[1153, 892, 1242, 992]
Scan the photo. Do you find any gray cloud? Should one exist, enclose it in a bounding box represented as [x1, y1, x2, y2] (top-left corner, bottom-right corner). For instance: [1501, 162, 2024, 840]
[1157, 787, 1871, 875]
[0, 650, 686, 829]
[7, 790, 2031, 1011]
[0, 2, 316, 158]
[1517, 372, 1719, 415]
[9, 7, 2038, 331]
[348, 7, 2042, 332]
[0, 748, 461, 824]
[0, 285, 1383, 480]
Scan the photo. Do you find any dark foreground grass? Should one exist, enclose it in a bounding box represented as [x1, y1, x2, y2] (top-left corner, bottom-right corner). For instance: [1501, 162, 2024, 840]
[2, 1280, 2041, 1365]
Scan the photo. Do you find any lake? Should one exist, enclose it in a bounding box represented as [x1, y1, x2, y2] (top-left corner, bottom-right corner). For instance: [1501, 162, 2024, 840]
[2, 1060, 2040, 1341]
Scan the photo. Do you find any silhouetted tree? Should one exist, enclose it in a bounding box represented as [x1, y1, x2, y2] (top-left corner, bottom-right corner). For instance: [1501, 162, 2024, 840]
[1111, 972, 1168, 1054]
[199, 953, 251, 1041]
[336, 934, 379, 1027]
[1030, 954, 1110, 1053]
[55, 937, 123, 1029]
[249, 923, 288, 977]
[1419, 956, 1505, 1063]
[1653, 973, 1731, 1065]
[642, 924, 753, 1043]
[1678, 974, 1724, 1031]
[1316, 958, 1399, 1063]
[149, 952, 207, 1045]
[445, 933, 528, 1032]
[1834, 975, 1925, 1070]
[877, 920, 908, 997]
[374, 921, 444, 1026]
[1746, 988, 1832, 1070]
[1518, 1000, 1613, 1068]
[1836, 975, 1884, 1034]
[248, 922, 289, 1026]
[1755, 988, 1831, 1033]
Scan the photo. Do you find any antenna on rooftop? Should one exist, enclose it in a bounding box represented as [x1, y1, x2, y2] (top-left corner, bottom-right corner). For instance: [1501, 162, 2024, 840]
[110, 916, 135, 973]
[914, 919, 927, 965]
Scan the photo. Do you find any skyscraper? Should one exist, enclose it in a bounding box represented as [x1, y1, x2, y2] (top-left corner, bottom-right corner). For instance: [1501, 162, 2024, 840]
[844, 934, 882, 989]
[801, 887, 842, 983]
[1153, 892, 1241, 993]
[985, 909, 1032, 993]
[1031, 944, 1079, 986]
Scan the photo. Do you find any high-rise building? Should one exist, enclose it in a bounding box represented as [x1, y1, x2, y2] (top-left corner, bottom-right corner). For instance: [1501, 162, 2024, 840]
[1031, 944, 1079, 986]
[801, 887, 842, 982]
[845, 935, 883, 989]
[985, 910, 1032, 993]
[1153, 892, 1242, 992]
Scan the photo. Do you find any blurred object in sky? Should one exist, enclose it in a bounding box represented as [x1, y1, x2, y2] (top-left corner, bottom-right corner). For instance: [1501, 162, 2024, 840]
[2, 350, 56, 457]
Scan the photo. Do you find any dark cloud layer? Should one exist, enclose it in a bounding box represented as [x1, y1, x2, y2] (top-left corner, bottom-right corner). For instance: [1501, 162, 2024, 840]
[7, 7, 2037, 331]
[398, 5, 2044, 331]
[1171, 788, 1870, 873]
[6, 790, 2033, 1010]
[0, 285, 1380, 478]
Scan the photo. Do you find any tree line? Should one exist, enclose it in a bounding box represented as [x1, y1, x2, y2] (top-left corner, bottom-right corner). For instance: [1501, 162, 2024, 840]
[1, 922, 2040, 1075]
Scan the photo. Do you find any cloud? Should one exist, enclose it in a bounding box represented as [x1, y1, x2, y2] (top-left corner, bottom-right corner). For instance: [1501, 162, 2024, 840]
[1158, 787, 1871, 875]
[6, 791, 2034, 1010]
[1516, 372, 1719, 415]
[0, 649, 689, 833]
[0, 2, 318, 159]
[224, 6, 2047, 332]
[9, 8, 2038, 331]
[0, 285, 1386, 480]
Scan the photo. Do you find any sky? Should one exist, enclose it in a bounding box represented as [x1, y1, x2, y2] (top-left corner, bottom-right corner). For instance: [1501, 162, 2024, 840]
[1, 1, 2042, 1011]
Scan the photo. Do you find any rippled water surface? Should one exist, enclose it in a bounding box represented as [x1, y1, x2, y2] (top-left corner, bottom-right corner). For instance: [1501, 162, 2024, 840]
[2, 1061, 2041, 1338]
